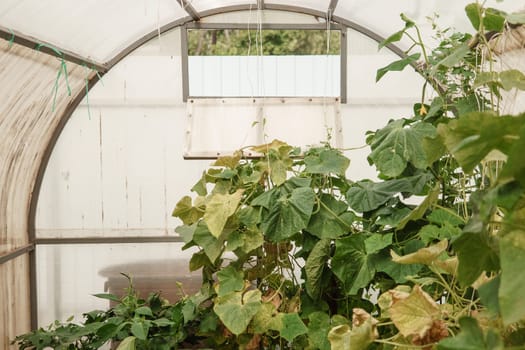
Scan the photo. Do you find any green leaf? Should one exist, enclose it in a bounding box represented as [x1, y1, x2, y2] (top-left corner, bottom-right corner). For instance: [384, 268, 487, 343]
[213, 151, 241, 169]
[134, 306, 153, 317]
[116, 336, 136, 350]
[305, 239, 331, 299]
[484, 8, 506, 32]
[191, 172, 208, 196]
[454, 231, 500, 286]
[465, 3, 482, 30]
[500, 123, 525, 185]
[346, 173, 432, 213]
[368, 119, 437, 177]
[307, 194, 352, 239]
[304, 148, 350, 176]
[364, 233, 392, 254]
[499, 230, 525, 325]
[397, 182, 441, 230]
[428, 208, 466, 226]
[390, 285, 441, 339]
[280, 313, 308, 342]
[419, 223, 462, 244]
[204, 190, 243, 238]
[261, 187, 315, 242]
[307, 312, 331, 350]
[332, 234, 377, 295]
[376, 53, 421, 82]
[130, 321, 149, 341]
[226, 229, 264, 254]
[437, 112, 525, 173]
[93, 293, 120, 302]
[152, 318, 175, 327]
[189, 250, 212, 271]
[432, 42, 470, 73]
[172, 196, 204, 225]
[216, 266, 244, 297]
[378, 29, 404, 50]
[437, 317, 492, 350]
[193, 222, 224, 262]
[213, 289, 262, 335]
[477, 276, 500, 318]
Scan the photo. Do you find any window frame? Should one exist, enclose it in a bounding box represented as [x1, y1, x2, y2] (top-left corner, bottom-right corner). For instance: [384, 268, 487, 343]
[181, 21, 347, 103]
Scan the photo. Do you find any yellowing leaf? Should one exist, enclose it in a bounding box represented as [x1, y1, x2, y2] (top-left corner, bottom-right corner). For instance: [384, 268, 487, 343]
[250, 139, 290, 154]
[327, 309, 378, 350]
[391, 240, 448, 266]
[213, 151, 242, 168]
[172, 196, 204, 225]
[203, 190, 243, 238]
[390, 285, 441, 338]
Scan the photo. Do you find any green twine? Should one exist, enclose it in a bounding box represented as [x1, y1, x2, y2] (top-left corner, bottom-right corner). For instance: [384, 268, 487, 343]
[7, 28, 14, 48]
[36, 43, 71, 112]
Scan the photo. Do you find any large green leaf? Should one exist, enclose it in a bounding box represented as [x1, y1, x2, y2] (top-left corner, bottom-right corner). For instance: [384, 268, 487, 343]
[307, 194, 352, 239]
[261, 187, 315, 242]
[437, 112, 525, 173]
[499, 230, 525, 325]
[364, 233, 392, 254]
[213, 289, 262, 335]
[477, 275, 500, 318]
[484, 7, 506, 32]
[346, 173, 432, 213]
[368, 119, 437, 177]
[204, 190, 243, 238]
[376, 53, 421, 82]
[305, 239, 331, 299]
[304, 148, 350, 176]
[307, 312, 331, 350]
[280, 313, 308, 342]
[216, 266, 244, 297]
[453, 231, 500, 286]
[332, 234, 377, 295]
[226, 229, 264, 254]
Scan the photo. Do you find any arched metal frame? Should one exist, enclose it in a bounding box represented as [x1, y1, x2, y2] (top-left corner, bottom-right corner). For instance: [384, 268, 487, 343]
[22, 4, 408, 328]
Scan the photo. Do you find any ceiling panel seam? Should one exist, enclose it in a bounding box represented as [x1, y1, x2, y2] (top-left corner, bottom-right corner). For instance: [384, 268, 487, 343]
[177, 0, 201, 21]
[0, 25, 108, 73]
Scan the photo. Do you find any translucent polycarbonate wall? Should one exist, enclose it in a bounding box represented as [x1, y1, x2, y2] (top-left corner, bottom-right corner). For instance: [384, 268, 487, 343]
[0, 255, 31, 349]
[0, 39, 89, 346]
[37, 243, 200, 326]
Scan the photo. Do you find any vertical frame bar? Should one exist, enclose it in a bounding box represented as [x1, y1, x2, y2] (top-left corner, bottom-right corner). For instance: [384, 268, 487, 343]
[181, 24, 190, 102]
[340, 26, 347, 104]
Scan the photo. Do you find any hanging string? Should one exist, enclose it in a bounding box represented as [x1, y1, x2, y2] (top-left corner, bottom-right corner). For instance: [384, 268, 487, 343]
[36, 43, 72, 112]
[322, 8, 334, 144]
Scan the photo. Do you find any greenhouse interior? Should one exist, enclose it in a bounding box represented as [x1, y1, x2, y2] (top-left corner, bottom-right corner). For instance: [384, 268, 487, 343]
[1, 0, 525, 349]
